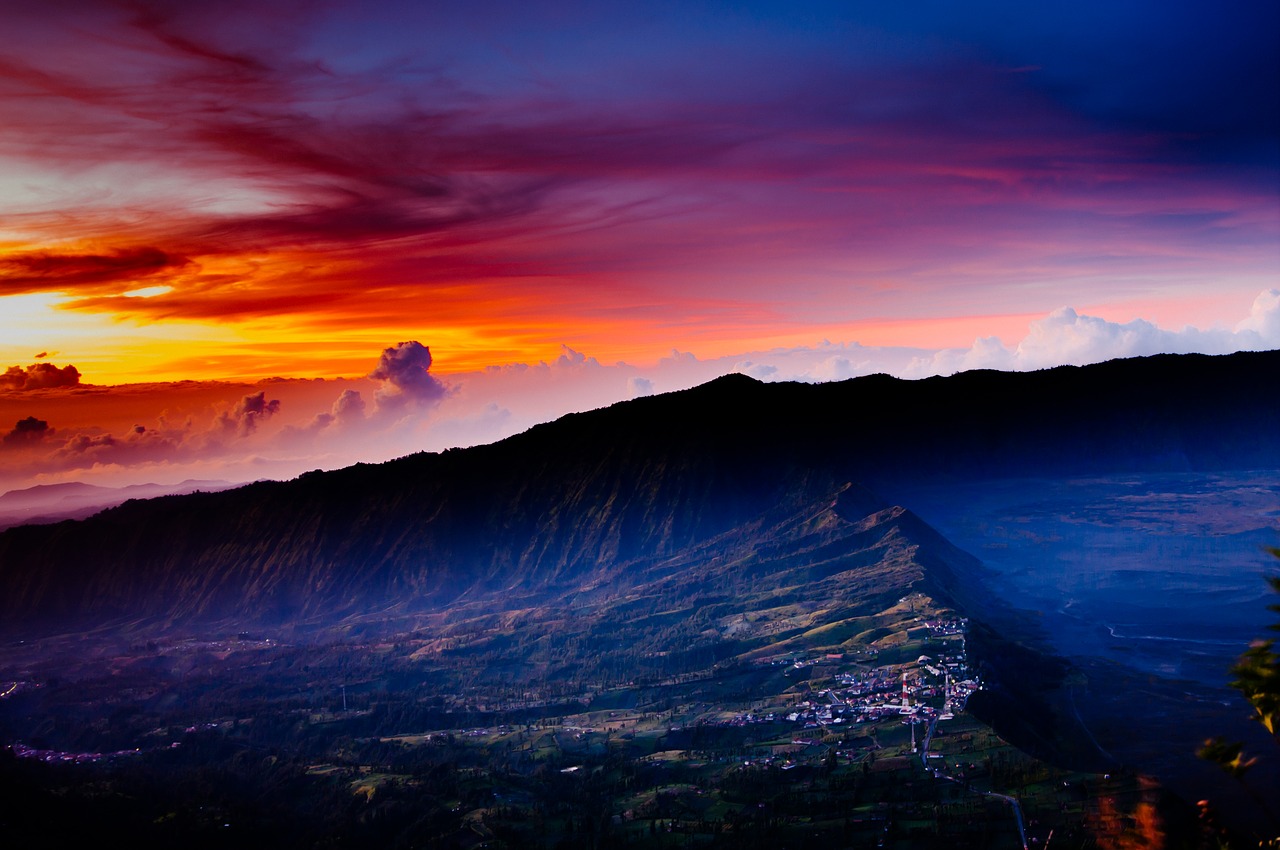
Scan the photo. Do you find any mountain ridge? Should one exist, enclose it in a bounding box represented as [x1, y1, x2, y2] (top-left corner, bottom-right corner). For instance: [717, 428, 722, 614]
[0, 350, 1277, 638]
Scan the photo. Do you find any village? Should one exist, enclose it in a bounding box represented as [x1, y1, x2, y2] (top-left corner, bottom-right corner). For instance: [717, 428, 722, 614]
[709, 614, 980, 735]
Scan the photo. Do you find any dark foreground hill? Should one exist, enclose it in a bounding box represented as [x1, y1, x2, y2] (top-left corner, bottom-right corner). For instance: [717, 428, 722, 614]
[0, 350, 1278, 637]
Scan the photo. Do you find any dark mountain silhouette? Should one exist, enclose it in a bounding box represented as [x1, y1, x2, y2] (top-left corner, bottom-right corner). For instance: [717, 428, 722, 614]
[0, 350, 1277, 638]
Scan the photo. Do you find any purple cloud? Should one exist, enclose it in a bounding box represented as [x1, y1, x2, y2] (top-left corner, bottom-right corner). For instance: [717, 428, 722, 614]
[369, 341, 448, 412]
[3, 416, 52, 447]
[215, 391, 281, 437]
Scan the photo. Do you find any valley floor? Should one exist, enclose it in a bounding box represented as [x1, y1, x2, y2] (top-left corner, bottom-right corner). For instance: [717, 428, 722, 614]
[0, 593, 1210, 848]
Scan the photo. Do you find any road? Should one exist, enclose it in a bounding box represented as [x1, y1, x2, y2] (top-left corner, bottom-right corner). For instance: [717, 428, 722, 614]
[919, 716, 1028, 850]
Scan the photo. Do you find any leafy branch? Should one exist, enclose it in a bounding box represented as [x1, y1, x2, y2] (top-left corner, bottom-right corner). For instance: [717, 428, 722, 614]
[1198, 550, 1280, 842]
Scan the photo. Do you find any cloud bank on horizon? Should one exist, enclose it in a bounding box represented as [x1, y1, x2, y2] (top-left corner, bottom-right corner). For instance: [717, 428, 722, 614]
[2, 293, 1278, 497]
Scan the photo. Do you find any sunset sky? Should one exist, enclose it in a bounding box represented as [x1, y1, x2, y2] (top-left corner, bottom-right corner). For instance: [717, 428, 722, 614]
[1, 1, 1278, 496]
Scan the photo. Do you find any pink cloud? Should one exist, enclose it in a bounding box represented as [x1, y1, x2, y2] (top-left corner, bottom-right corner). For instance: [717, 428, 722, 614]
[214, 391, 281, 437]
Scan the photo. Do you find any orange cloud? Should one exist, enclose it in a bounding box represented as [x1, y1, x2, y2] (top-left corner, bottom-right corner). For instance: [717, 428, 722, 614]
[1, 362, 81, 391]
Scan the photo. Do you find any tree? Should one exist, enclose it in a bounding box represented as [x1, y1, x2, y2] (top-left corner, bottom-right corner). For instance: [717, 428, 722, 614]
[1198, 550, 1280, 839]
[1228, 571, 1280, 739]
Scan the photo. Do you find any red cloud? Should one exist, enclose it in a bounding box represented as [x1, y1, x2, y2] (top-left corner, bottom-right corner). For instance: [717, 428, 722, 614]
[0, 363, 82, 391]
[0, 248, 190, 296]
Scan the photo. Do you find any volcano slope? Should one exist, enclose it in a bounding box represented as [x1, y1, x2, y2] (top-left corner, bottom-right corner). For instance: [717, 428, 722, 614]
[2, 349, 1277, 639]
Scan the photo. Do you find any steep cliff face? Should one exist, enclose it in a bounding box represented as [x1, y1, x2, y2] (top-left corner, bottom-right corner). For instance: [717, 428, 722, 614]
[0, 376, 864, 633]
[0, 350, 1276, 637]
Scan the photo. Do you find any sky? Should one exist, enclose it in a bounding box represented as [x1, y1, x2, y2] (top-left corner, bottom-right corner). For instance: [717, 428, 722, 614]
[0, 0, 1278, 496]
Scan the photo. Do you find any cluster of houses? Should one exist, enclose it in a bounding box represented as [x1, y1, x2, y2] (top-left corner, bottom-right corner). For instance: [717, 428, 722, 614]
[783, 618, 980, 730]
[711, 615, 982, 734]
[921, 617, 968, 637]
[7, 741, 149, 764]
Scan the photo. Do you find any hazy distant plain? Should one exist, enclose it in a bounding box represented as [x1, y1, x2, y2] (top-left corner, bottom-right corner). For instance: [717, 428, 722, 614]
[906, 472, 1280, 688]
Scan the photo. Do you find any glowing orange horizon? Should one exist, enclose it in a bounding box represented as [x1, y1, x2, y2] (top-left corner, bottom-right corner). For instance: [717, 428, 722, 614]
[2, 243, 1054, 385]
[0, 264, 1078, 388]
